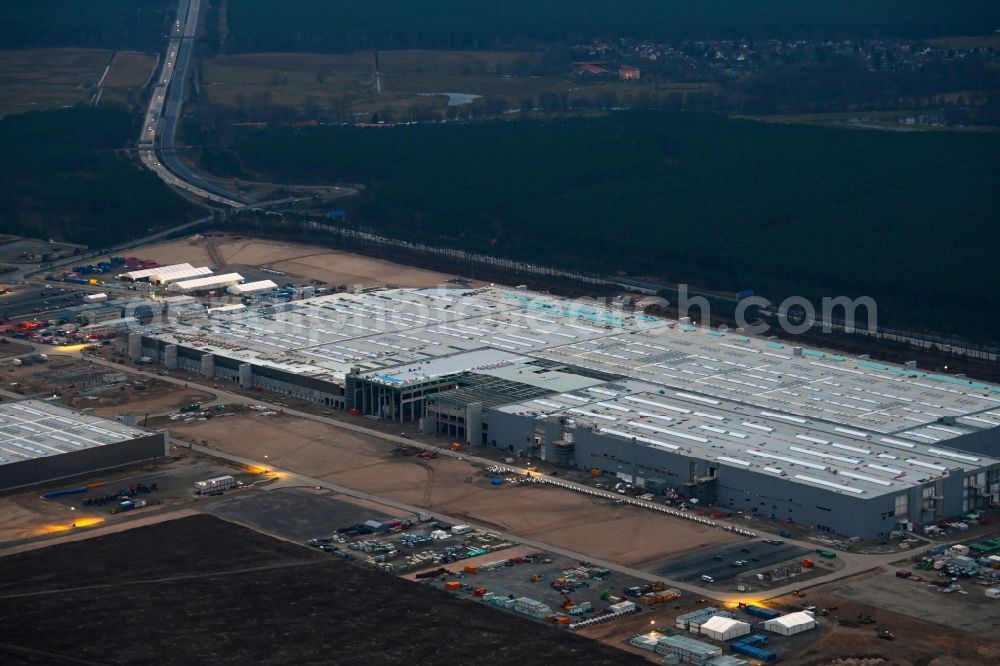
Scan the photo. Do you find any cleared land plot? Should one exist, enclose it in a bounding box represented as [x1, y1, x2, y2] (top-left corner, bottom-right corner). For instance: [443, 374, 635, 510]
[0, 514, 647, 665]
[168, 412, 740, 568]
[762, 578, 1000, 665]
[129, 235, 469, 288]
[202, 50, 685, 116]
[0, 48, 109, 117]
[834, 568, 1000, 637]
[202, 486, 396, 542]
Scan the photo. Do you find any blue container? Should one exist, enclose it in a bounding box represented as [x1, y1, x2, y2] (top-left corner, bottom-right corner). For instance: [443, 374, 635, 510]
[43, 487, 87, 499]
[731, 642, 777, 662]
[490, 478, 503, 486]
[744, 605, 780, 620]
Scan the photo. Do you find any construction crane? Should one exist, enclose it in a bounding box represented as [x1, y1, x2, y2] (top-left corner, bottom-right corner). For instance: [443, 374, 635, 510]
[560, 590, 574, 611]
[600, 586, 615, 601]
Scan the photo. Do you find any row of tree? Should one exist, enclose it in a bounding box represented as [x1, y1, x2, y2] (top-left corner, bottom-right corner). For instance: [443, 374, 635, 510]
[0, 106, 195, 247]
[0, 0, 167, 50]
[206, 111, 1000, 340]
[225, 0, 1000, 53]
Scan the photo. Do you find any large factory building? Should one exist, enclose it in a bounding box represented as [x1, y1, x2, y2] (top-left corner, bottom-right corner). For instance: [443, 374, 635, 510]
[0, 399, 168, 492]
[130, 287, 1000, 538]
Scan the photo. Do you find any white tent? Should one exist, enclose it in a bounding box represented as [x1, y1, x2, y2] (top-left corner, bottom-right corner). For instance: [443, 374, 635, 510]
[763, 611, 817, 636]
[148, 265, 213, 285]
[168, 273, 244, 293]
[699, 615, 751, 641]
[228, 280, 278, 295]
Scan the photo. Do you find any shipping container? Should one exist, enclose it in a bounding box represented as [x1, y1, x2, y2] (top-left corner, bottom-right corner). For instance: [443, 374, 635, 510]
[744, 605, 780, 620]
[731, 642, 777, 662]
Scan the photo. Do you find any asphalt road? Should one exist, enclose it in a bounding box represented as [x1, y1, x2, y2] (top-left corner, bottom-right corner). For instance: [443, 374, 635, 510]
[146, 0, 246, 207]
[655, 540, 809, 584]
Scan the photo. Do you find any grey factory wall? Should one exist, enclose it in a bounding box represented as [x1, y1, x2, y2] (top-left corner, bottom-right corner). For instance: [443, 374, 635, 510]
[572, 428, 697, 487]
[713, 465, 899, 538]
[484, 409, 536, 452]
[0, 433, 167, 493]
[572, 427, 907, 538]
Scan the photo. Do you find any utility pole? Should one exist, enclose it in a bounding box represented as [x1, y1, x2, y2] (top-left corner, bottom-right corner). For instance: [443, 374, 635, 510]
[373, 51, 382, 95]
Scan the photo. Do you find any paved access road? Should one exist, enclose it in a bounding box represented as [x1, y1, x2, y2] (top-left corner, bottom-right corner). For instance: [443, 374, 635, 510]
[140, 0, 246, 207]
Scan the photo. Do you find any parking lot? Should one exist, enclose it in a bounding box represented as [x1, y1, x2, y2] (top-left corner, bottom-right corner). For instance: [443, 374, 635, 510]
[655, 539, 812, 587]
[203, 486, 397, 542]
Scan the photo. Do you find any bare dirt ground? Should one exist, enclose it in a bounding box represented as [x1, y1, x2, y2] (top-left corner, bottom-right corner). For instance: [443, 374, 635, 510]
[766, 576, 1000, 666]
[0, 515, 647, 665]
[128, 236, 475, 289]
[85, 384, 214, 419]
[0, 356, 214, 417]
[167, 413, 739, 567]
[0, 341, 32, 359]
[0, 493, 94, 543]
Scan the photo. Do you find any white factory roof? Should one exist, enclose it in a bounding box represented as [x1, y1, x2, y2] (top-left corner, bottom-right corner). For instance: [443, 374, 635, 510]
[0, 400, 154, 466]
[120, 262, 196, 281]
[168, 273, 244, 292]
[148, 265, 213, 284]
[141, 286, 1000, 492]
[228, 280, 278, 295]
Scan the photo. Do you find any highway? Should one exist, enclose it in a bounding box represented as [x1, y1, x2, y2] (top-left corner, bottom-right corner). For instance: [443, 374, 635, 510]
[140, 0, 246, 207]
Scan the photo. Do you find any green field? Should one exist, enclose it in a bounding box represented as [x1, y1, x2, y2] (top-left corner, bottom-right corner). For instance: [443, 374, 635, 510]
[201, 50, 698, 119]
[0, 49, 157, 117]
[225, 0, 1000, 54]
[217, 111, 1000, 338]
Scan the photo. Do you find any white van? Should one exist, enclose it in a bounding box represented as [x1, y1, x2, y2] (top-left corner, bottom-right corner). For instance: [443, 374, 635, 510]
[701, 575, 715, 583]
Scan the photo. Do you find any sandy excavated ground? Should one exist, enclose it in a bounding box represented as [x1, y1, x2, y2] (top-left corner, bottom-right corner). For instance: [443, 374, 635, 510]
[87, 385, 215, 419]
[168, 414, 738, 567]
[129, 236, 472, 289]
[128, 237, 213, 267]
[0, 493, 89, 543]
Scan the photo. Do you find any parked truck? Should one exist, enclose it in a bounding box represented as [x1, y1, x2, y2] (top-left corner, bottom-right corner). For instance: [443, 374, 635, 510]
[194, 475, 236, 495]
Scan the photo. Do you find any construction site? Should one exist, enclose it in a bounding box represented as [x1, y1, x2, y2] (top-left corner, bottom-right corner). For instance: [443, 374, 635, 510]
[2, 237, 1000, 665]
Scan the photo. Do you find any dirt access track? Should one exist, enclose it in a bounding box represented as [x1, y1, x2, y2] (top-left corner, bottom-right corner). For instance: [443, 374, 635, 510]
[127, 236, 479, 289]
[167, 412, 739, 568]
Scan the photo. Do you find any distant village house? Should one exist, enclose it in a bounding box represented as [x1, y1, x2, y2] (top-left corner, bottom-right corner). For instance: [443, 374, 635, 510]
[619, 65, 641, 81]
